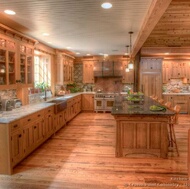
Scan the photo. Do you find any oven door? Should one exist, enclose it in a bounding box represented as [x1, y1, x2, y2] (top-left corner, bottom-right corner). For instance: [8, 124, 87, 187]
[94, 98, 104, 111]
[104, 98, 115, 111]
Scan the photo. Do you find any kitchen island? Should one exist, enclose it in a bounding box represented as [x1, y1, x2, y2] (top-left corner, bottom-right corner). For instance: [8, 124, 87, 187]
[111, 96, 175, 158]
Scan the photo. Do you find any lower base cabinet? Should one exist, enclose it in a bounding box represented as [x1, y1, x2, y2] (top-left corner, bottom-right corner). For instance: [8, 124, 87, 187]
[82, 94, 94, 111]
[0, 93, 86, 175]
[163, 95, 190, 114]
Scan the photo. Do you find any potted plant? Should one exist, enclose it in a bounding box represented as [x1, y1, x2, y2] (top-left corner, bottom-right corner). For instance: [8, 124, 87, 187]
[35, 82, 49, 92]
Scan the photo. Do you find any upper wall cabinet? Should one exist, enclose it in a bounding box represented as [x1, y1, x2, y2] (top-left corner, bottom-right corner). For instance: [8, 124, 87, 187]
[140, 58, 162, 72]
[63, 56, 74, 84]
[0, 37, 17, 89]
[83, 60, 94, 84]
[56, 52, 74, 85]
[122, 60, 134, 84]
[162, 59, 190, 83]
[162, 60, 172, 83]
[19, 43, 34, 87]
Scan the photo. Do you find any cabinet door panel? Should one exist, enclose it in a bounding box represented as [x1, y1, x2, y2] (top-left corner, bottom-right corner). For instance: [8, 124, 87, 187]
[11, 129, 23, 166]
[141, 73, 162, 99]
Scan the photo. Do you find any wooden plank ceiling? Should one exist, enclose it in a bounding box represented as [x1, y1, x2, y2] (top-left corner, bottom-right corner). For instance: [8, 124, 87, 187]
[143, 0, 190, 48]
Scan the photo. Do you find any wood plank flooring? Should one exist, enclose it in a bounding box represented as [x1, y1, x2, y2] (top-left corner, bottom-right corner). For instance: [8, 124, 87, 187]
[0, 113, 190, 189]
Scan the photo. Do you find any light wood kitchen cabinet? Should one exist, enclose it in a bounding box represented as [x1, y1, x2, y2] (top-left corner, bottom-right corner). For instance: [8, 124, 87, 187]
[10, 120, 23, 167]
[22, 110, 45, 156]
[140, 58, 162, 98]
[19, 43, 34, 86]
[171, 61, 186, 78]
[186, 62, 190, 83]
[44, 107, 54, 138]
[140, 58, 162, 72]
[56, 52, 74, 85]
[65, 95, 82, 122]
[63, 56, 74, 84]
[163, 94, 190, 114]
[122, 60, 134, 83]
[83, 60, 94, 83]
[82, 94, 94, 111]
[162, 61, 172, 83]
[0, 105, 57, 175]
[141, 73, 162, 99]
[173, 95, 188, 114]
[162, 59, 189, 82]
[163, 95, 174, 107]
[55, 110, 66, 132]
[0, 36, 17, 89]
[55, 52, 64, 85]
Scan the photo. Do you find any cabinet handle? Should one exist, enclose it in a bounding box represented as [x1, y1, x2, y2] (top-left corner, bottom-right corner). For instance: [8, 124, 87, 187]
[13, 124, 18, 128]
[34, 126, 37, 129]
[19, 134, 22, 138]
[38, 114, 41, 117]
[28, 118, 31, 121]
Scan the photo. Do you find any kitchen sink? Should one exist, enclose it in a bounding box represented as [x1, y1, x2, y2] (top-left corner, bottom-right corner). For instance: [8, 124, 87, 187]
[46, 99, 67, 114]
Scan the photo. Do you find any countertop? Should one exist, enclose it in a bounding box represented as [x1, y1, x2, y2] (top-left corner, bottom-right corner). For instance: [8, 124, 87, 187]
[163, 92, 190, 95]
[0, 92, 95, 124]
[111, 96, 175, 116]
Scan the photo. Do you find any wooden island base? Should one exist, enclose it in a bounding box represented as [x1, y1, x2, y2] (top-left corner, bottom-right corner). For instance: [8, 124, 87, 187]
[114, 115, 169, 158]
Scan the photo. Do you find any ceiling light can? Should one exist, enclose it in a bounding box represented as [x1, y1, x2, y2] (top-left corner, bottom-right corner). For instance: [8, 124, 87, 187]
[101, 2, 112, 9]
[4, 10, 16, 15]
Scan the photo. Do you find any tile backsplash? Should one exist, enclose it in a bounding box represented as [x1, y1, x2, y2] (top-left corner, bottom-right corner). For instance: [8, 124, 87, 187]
[0, 89, 17, 99]
[163, 79, 190, 93]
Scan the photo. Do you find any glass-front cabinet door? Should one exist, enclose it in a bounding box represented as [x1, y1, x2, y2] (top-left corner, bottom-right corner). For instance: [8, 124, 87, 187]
[0, 38, 16, 88]
[19, 44, 33, 86]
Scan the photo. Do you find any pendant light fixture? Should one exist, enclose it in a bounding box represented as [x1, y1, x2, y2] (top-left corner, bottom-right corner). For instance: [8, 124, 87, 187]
[125, 45, 130, 72]
[128, 31, 134, 70]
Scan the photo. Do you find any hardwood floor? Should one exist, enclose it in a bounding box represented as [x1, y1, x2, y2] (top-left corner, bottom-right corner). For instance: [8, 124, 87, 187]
[0, 113, 190, 189]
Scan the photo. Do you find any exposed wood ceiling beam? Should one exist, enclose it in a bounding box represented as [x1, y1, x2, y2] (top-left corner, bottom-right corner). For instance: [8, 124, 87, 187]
[131, 0, 172, 57]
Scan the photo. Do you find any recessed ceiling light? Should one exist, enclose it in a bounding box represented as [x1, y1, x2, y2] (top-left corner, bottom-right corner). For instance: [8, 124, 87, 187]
[4, 10, 16, 15]
[67, 46, 72, 49]
[76, 52, 80, 55]
[86, 54, 91, 56]
[104, 54, 108, 57]
[99, 53, 104, 55]
[42, 33, 49, 36]
[124, 53, 129, 55]
[101, 2, 112, 9]
[48, 42, 52, 44]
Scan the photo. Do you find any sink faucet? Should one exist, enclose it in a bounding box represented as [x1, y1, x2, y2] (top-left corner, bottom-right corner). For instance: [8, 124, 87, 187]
[44, 88, 47, 101]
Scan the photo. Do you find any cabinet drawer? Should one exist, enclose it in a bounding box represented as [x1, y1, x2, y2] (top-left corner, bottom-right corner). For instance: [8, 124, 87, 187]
[44, 106, 54, 114]
[22, 110, 44, 125]
[10, 120, 22, 133]
[174, 100, 188, 113]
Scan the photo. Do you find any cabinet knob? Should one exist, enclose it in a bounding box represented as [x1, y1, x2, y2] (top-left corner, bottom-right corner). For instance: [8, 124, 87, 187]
[34, 126, 37, 129]
[28, 118, 31, 121]
[19, 134, 22, 138]
[13, 124, 18, 128]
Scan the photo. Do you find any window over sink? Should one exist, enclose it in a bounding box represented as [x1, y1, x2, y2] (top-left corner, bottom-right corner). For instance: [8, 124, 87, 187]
[34, 51, 51, 87]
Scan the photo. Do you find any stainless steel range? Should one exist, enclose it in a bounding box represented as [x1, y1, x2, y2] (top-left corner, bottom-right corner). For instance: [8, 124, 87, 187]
[94, 93, 117, 113]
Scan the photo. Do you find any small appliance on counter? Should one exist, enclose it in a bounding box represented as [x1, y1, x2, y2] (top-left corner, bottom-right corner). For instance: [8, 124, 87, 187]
[10, 98, 22, 109]
[1, 99, 13, 111]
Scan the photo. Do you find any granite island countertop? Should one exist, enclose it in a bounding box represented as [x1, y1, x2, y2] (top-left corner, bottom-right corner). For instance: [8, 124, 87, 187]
[111, 96, 175, 116]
